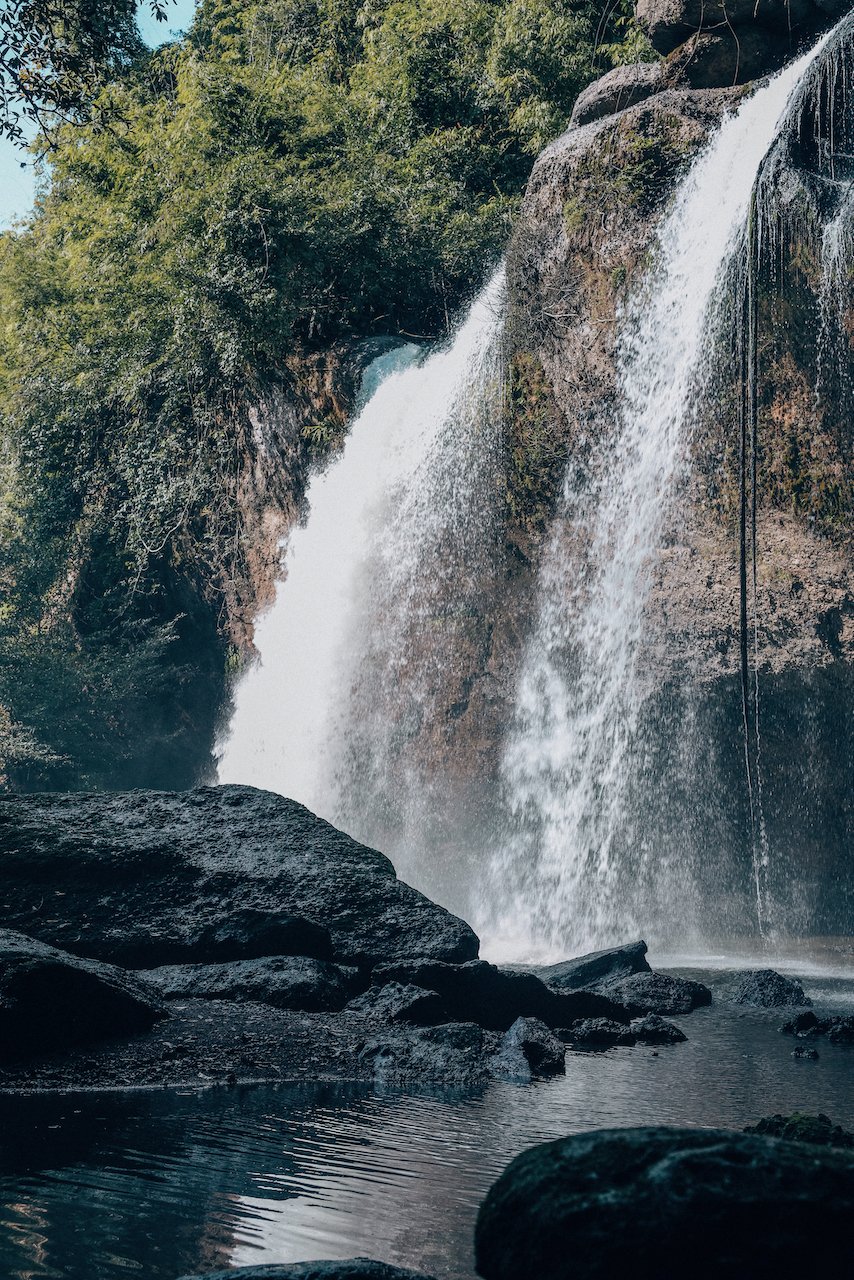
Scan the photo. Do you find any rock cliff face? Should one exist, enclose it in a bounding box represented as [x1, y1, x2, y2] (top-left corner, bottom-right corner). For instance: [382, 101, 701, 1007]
[490, 7, 854, 934]
[355, 6, 853, 939]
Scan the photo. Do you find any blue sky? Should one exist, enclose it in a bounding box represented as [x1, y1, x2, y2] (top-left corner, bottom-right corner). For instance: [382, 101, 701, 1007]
[0, 0, 198, 227]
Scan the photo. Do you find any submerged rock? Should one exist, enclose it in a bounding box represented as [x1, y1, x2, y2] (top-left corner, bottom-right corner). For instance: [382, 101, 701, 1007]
[490, 1017, 566, 1079]
[475, 1126, 854, 1280]
[535, 941, 651, 992]
[370, 959, 628, 1031]
[0, 786, 479, 970]
[176, 1259, 437, 1280]
[745, 1113, 854, 1147]
[141, 956, 360, 1013]
[791, 1044, 820, 1059]
[629, 1013, 687, 1044]
[602, 971, 711, 1016]
[730, 969, 811, 1008]
[0, 928, 165, 1062]
[562, 1018, 637, 1048]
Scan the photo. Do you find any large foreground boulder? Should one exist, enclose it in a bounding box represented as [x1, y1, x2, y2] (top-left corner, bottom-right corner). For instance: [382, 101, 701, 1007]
[0, 786, 479, 970]
[370, 959, 628, 1031]
[475, 1126, 854, 1279]
[0, 928, 165, 1062]
[177, 1261, 437, 1280]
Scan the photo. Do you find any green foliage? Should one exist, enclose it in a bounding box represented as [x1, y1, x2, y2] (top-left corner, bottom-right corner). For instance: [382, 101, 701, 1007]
[0, 0, 641, 787]
[0, 1, 176, 142]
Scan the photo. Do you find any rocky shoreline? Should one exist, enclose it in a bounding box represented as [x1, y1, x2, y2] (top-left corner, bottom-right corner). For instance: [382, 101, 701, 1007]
[1, 784, 849, 1094]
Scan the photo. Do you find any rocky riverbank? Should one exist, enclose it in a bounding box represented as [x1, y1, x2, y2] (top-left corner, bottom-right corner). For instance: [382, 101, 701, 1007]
[2, 784, 851, 1093]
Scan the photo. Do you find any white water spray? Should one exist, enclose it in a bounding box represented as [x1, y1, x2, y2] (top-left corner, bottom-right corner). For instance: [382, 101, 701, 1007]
[486, 40, 830, 962]
[218, 270, 506, 827]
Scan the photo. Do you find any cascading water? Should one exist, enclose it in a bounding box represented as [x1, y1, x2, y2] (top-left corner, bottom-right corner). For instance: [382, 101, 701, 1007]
[484, 37, 832, 962]
[219, 17, 852, 961]
[218, 270, 506, 853]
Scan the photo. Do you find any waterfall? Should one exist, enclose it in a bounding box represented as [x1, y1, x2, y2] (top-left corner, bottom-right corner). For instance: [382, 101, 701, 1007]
[485, 37, 831, 962]
[218, 269, 506, 862]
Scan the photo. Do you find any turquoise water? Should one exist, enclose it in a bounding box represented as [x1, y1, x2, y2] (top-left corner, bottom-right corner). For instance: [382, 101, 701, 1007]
[1, 968, 853, 1280]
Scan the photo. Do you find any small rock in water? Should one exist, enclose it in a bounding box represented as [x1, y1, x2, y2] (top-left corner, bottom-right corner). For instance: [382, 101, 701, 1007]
[781, 1010, 820, 1037]
[606, 972, 710, 1017]
[745, 1113, 854, 1147]
[827, 1016, 854, 1045]
[562, 1018, 637, 1048]
[630, 1014, 687, 1045]
[730, 969, 811, 1008]
[791, 1045, 819, 1060]
[490, 1017, 566, 1079]
[536, 940, 651, 992]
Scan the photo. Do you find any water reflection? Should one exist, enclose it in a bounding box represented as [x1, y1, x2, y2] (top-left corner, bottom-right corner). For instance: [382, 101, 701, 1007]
[1, 971, 853, 1280]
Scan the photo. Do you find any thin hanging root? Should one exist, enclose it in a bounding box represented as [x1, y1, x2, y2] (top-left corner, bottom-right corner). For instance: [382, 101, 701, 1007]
[739, 190, 766, 939]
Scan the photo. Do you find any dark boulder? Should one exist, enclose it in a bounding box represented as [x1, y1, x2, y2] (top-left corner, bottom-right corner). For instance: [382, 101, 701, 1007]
[667, 27, 792, 89]
[630, 1013, 687, 1044]
[370, 959, 628, 1031]
[355, 1022, 497, 1087]
[345, 982, 447, 1026]
[791, 1044, 820, 1059]
[562, 1018, 637, 1048]
[745, 1113, 854, 1147]
[0, 786, 479, 970]
[638, 0, 820, 56]
[827, 1016, 854, 1045]
[535, 940, 651, 992]
[140, 956, 360, 1013]
[490, 1017, 566, 1080]
[730, 969, 811, 1008]
[475, 1126, 854, 1280]
[602, 971, 711, 1015]
[0, 928, 165, 1062]
[176, 1260, 437, 1280]
[570, 65, 665, 127]
[781, 1009, 821, 1036]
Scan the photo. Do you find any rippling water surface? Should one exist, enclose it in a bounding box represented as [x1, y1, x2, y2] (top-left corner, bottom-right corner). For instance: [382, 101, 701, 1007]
[1, 966, 853, 1280]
